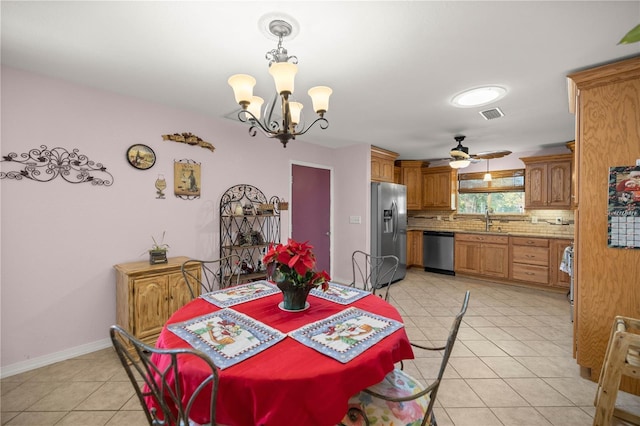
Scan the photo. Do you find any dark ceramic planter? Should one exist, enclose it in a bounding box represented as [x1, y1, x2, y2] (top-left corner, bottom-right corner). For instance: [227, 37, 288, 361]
[277, 280, 312, 311]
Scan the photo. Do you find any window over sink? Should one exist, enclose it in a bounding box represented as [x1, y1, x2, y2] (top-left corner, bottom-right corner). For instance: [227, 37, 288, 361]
[457, 169, 525, 214]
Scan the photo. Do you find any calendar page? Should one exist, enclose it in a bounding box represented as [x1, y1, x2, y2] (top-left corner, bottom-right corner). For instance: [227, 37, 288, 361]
[608, 166, 640, 249]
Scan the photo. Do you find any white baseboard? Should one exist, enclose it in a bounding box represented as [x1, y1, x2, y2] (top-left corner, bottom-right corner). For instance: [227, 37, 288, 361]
[0, 338, 112, 379]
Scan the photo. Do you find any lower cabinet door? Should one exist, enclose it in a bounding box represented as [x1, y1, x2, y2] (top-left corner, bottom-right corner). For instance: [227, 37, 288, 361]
[454, 241, 481, 274]
[480, 243, 509, 278]
[132, 276, 168, 340]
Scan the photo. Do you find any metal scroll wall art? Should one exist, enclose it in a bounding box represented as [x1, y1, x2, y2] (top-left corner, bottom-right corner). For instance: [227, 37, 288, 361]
[1, 145, 113, 186]
[174, 159, 201, 200]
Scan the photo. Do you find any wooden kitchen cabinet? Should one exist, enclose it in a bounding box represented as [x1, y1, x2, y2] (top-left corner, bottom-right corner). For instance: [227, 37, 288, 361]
[422, 166, 457, 210]
[115, 256, 199, 355]
[407, 230, 423, 268]
[550, 238, 572, 289]
[397, 160, 427, 210]
[569, 57, 640, 393]
[371, 146, 398, 183]
[521, 154, 573, 209]
[509, 237, 550, 285]
[455, 233, 508, 278]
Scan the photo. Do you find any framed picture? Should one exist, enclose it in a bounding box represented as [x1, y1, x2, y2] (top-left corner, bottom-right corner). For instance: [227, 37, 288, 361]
[174, 159, 201, 199]
[126, 144, 156, 170]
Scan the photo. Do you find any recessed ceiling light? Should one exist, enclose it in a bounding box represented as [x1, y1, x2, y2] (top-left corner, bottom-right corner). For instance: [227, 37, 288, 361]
[451, 86, 507, 108]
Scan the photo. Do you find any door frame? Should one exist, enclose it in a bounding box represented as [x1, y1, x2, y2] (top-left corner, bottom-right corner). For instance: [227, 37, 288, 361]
[289, 160, 334, 278]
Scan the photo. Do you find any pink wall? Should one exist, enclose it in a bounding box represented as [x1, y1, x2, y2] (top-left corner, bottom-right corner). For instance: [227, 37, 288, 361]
[0, 67, 370, 371]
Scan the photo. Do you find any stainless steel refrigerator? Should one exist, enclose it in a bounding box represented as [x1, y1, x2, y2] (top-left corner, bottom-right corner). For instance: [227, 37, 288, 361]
[371, 182, 407, 283]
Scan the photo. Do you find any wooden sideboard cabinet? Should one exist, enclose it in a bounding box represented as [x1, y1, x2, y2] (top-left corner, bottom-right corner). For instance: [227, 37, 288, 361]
[371, 146, 398, 183]
[521, 154, 573, 209]
[115, 256, 200, 354]
[422, 166, 457, 210]
[454, 233, 509, 278]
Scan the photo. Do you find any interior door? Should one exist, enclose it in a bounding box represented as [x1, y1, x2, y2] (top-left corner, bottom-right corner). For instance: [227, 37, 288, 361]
[291, 164, 331, 274]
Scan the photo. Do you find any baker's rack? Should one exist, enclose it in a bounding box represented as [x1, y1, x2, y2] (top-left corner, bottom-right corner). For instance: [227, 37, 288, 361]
[219, 184, 283, 283]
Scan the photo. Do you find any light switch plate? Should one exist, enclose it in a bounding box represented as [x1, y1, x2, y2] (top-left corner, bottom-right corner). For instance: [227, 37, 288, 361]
[349, 215, 361, 224]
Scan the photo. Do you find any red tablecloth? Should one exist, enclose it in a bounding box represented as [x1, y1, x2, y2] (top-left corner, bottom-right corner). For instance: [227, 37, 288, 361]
[153, 290, 414, 426]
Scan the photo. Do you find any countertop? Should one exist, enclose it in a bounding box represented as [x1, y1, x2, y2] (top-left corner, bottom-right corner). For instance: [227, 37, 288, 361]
[408, 228, 573, 240]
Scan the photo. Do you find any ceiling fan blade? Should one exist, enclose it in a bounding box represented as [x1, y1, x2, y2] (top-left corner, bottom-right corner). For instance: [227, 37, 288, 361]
[472, 150, 512, 160]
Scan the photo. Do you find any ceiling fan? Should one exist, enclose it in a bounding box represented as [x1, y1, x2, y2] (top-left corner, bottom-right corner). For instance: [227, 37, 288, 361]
[430, 135, 512, 169]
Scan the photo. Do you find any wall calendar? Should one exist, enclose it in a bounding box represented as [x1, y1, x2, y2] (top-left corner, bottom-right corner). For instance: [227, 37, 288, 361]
[608, 166, 640, 249]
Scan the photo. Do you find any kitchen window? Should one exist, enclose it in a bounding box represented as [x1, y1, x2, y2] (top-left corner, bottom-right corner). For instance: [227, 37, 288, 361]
[457, 169, 525, 214]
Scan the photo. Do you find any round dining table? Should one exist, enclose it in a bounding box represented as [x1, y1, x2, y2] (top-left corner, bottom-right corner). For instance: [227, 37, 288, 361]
[153, 284, 414, 426]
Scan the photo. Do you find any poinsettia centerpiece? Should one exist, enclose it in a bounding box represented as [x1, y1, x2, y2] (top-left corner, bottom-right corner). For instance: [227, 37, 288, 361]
[263, 239, 331, 291]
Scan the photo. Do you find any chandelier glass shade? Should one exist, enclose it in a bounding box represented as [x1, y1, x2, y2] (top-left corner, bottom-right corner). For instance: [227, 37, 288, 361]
[228, 19, 332, 148]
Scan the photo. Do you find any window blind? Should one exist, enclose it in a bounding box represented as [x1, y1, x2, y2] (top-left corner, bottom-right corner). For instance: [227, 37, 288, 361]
[458, 169, 525, 193]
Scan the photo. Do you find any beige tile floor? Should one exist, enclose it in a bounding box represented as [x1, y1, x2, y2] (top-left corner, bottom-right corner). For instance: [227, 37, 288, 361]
[2, 269, 639, 425]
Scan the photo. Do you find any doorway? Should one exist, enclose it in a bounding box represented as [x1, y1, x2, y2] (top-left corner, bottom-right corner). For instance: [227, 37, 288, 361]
[291, 164, 332, 274]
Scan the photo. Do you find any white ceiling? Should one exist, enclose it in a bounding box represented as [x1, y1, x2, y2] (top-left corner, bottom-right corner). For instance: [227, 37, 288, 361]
[2, 1, 639, 160]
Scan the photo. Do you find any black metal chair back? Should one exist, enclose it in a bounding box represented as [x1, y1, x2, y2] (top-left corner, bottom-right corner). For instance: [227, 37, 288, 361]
[341, 290, 470, 426]
[350, 250, 399, 301]
[110, 325, 219, 426]
[182, 255, 241, 299]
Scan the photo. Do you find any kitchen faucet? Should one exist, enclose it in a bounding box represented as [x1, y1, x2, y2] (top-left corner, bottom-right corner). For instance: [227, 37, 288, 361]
[485, 208, 492, 232]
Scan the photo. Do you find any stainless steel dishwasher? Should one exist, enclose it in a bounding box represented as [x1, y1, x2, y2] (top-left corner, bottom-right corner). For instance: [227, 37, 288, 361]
[423, 231, 455, 275]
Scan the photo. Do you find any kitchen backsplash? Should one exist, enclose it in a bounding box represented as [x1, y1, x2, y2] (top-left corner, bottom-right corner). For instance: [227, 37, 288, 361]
[408, 209, 574, 238]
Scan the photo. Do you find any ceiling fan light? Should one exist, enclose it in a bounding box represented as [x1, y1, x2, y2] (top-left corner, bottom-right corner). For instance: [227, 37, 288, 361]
[228, 74, 256, 106]
[483, 172, 493, 181]
[450, 159, 471, 169]
[452, 86, 506, 108]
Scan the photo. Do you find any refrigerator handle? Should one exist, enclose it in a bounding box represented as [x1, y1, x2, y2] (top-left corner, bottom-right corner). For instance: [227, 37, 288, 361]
[392, 200, 398, 242]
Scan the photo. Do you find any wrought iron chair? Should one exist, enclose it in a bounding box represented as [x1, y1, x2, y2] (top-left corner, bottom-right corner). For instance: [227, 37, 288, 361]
[350, 250, 399, 301]
[340, 291, 470, 426]
[110, 324, 220, 426]
[182, 255, 241, 299]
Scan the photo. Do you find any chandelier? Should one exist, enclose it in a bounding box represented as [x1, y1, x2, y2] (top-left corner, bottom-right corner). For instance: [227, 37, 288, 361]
[228, 19, 332, 148]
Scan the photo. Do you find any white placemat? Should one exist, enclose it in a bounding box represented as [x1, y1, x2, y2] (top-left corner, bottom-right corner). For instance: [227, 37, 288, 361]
[289, 307, 403, 363]
[310, 282, 371, 305]
[168, 308, 286, 369]
[200, 281, 279, 307]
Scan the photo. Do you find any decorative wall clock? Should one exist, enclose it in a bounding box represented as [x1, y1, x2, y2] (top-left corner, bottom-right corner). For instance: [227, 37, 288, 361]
[126, 144, 156, 170]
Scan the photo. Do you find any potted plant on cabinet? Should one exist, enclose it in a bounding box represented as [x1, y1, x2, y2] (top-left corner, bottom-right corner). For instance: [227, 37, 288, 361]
[149, 232, 169, 265]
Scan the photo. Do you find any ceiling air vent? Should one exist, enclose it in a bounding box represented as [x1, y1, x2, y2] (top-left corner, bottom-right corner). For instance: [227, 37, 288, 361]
[479, 107, 504, 120]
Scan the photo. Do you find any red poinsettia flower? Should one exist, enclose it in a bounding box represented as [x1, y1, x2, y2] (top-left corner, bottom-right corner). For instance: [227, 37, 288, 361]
[263, 239, 331, 290]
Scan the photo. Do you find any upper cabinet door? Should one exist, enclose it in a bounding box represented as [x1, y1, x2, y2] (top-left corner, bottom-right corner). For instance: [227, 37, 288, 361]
[522, 154, 573, 209]
[525, 163, 547, 208]
[371, 146, 398, 183]
[548, 160, 572, 207]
